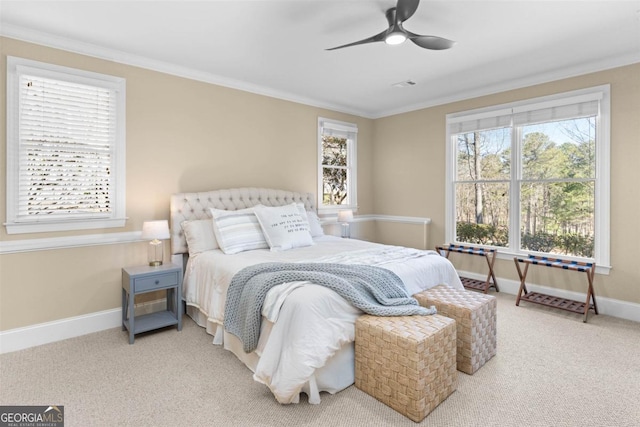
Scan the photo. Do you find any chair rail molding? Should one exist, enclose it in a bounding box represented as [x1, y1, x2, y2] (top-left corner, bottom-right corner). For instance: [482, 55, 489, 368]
[0, 231, 142, 254]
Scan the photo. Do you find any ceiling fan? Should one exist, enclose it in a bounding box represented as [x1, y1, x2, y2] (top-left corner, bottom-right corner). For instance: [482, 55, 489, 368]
[326, 0, 455, 51]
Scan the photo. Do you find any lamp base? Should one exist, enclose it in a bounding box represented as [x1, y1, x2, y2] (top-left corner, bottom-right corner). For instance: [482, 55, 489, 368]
[148, 240, 164, 267]
[341, 223, 351, 239]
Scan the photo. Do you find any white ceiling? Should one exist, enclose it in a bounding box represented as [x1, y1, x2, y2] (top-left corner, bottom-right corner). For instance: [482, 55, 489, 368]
[1, 1, 639, 118]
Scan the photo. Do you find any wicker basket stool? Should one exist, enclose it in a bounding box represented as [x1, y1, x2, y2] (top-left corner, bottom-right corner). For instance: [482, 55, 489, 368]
[414, 285, 496, 375]
[355, 314, 457, 422]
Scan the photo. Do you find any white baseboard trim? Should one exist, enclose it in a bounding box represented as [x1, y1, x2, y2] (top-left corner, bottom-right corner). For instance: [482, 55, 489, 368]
[0, 299, 167, 354]
[0, 308, 121, 354]
[2, 274, 638, 354]
[458, 270, 640, 323]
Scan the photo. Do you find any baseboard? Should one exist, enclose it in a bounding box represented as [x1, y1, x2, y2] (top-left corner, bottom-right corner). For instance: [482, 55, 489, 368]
[0, 299, 167, 354]
[2, 275, 638, 354]
[458, 270, 640, 323]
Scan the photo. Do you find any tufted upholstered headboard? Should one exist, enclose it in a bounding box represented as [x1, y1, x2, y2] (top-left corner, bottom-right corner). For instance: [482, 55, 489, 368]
[170, 187, 316, 256]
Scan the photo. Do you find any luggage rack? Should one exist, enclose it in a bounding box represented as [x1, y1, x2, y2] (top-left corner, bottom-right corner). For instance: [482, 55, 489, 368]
[514, 255, 597, 322]
[435, 244, 499, 293]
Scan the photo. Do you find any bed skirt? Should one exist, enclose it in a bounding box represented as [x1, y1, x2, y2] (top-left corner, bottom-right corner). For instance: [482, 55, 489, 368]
[185, 304, 355, 404]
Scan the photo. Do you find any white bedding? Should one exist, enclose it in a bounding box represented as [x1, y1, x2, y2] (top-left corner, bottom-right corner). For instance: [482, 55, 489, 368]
[183, 235, 463, 404]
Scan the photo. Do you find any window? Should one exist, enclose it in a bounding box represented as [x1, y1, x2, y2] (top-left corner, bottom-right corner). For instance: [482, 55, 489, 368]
[6, 57, 126, 234]
[446, 86, 610, 268]
[317, 118, 357, 213]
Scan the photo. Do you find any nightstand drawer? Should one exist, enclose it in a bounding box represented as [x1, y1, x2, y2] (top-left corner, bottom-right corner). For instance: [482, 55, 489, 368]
[134, 271, 179, 292]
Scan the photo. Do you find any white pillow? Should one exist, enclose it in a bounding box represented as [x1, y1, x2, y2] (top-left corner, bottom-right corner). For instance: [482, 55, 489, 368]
[181, 219, 218, 257]
[210, 207, 269, 254]
[305, 209, 325, 237]
[254, 203, 314, 251]
[294, 204, 323, 237]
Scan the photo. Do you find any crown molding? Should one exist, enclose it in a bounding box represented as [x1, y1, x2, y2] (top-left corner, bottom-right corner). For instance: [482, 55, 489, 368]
[374, 51, 640, 118]
[2, 23, 638, 121]
[0, 23, 372, 119]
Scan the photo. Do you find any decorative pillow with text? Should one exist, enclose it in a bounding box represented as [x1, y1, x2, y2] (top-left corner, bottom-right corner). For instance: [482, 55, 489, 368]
[254, 203, 314, 251]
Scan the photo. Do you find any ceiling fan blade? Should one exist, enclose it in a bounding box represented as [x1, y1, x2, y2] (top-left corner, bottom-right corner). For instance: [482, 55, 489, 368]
[396, 0, 420, 22]
[407, 32, 456, 50]
[325, 30, 387, 51]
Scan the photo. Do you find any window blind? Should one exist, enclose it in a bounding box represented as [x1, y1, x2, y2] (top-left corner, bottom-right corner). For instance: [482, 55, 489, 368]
[320, 119, 358, 139]
[448, 108, 512, 134]
[512, 99, 600, 126]
[18, 73, 116, 218]
[449, 92, 603, 134]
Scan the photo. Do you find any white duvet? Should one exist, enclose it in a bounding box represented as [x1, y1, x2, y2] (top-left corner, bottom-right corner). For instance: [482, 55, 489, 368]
[183, 236, 463, 404]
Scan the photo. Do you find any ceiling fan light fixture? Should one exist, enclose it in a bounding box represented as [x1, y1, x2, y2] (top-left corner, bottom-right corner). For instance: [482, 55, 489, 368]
[385, 31, 407, 45]
[326, 0, 455, 51]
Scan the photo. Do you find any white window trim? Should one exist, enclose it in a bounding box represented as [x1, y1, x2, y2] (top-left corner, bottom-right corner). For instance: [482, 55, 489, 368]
[5, 56, 126, 234]
[445, 85, 610, 273]
[317, 117, 358, 214]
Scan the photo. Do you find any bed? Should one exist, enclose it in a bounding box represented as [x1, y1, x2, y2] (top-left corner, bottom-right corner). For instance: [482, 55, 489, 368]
[170, 187, 463, 404]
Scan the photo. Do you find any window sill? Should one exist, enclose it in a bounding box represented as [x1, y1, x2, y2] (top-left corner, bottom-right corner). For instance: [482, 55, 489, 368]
[317, 205, 358, 216]
[5, 217, 127, 235]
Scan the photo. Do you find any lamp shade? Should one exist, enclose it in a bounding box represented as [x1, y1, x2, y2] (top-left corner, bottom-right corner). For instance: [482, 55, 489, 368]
[141, 220, 170, 240]
[337, 210, 354, 223]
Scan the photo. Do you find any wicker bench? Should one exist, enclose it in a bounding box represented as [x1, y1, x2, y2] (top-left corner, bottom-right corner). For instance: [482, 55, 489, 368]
[414, 285, 496, 375]
[355, 314, 457, 422]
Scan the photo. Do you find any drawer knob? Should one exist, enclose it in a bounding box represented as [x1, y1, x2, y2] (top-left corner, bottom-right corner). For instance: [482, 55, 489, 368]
[155, 280, 160, 285]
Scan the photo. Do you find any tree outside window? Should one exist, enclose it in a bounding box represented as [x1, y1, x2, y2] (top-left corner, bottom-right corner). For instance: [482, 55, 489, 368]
[322, 135, 348, 205]
[447, 86, 609, 266]
[318, 118, 357, 212]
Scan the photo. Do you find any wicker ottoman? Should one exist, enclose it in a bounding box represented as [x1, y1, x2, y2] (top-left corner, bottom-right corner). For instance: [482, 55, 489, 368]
[355, 314, 457, 422]
[414, 285, 496, 375]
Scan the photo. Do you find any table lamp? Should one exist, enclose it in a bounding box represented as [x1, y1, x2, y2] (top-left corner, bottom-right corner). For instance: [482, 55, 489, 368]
[337, 209, 354, 238]
[141, 220, 170, 266]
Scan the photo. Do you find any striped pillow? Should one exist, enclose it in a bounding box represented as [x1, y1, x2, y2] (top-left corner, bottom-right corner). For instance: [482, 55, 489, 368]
[210, 207, 268, 254]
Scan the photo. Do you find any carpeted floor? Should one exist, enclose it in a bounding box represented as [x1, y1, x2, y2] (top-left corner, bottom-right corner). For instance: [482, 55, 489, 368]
[1, 292, 639, 427]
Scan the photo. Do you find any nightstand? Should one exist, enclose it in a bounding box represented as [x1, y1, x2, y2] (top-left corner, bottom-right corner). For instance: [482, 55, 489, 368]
[122, 264, 183, 344]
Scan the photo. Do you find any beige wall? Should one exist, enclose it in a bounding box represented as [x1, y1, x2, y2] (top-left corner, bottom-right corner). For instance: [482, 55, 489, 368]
[1, 36, 638, 332]
[0, 37, 373, 330]
[372, 63, 640, 304]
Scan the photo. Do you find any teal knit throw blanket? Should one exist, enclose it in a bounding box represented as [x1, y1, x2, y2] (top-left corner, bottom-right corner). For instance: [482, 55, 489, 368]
[224, 262, 436, 353]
